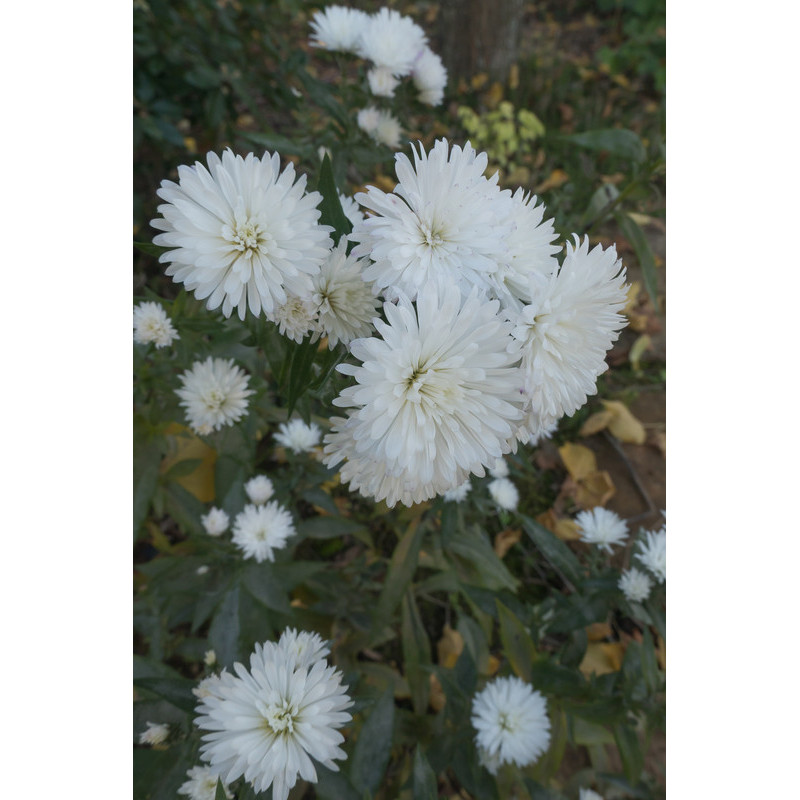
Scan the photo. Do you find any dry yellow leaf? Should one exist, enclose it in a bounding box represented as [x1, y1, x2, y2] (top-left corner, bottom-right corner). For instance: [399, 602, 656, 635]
[629, 334, 652, 372]
[624, 281, 641, 313]
[436, 624, 464, 668]
[574, 469, 615, 508]
[534, 168, 569, 194]
[160, 423, 217, 502]
[586, 622, 613, 642]
[579, 408, 615, 437]
[429, 673, 446, 712]
[504, 165, 531, 187]
[579, 642, 625, 677]
[559, 442, 598, 480]
[487, 655, 501, 676]
[602, 400, 647, 444]
[494, 527, 522, 558]
[554, 518, 582, 541]
[470, 72, 489, 90]
[652, 431, 666, 457]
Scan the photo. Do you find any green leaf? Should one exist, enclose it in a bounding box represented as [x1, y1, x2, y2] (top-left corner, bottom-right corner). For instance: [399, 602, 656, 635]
[613, 720, 644, 784]
[572, 717, 615, 746]
[496, 599, 537, 682]
[522, 778, 566, 800]
[316, 153, 353, 241]
[412, 746, 438, 800]
[615, 211, 660, 309]
[133, 436, 164, 539]
[565, 128, 646, 163]
[521, 516, 584, 586]
[209, 585, 240, 667]
[215, 779, 229, 800]
[133, 676, 197, 714]
[446, 525, 518, 592]
[401, 590, 432, 714]
[133, 240, 173, 259]
[639, 628, 661, 694]
[296, 515, 367, 541]
[242, 562, 292, 613]
[284, 335, 319, 416]
[530, 707, 568, 783]
[350, 688, 396, 797]
[315, 764, 362, 800]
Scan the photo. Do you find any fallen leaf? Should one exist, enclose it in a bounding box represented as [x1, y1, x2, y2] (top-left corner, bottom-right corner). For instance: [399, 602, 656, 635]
[586, 622, 613, 641]
[602, 400, 647, 444]
[494, 527, 522, 558]
[554, 518, 582, 541]
[436, 625, 464, 668]
[160, 423, 217, 502]
[580, 408, 616, 437]
[579, 642, 626, 677]
[535, 168, 569, 194]
[487, 655, 500, 676]
[574, 470, 616, 508]
[429, 673, 446, 711]
[559, 442, 598, 481]
[629, 334, 652, 372]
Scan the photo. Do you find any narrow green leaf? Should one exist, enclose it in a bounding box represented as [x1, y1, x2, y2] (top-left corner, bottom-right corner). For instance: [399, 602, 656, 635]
[521, 516, 583, 585]
[572, 717, 615, 746]
[242, 562, 292, 613]
[565, 128, 646, 163]
[613, 720, 644, 784]
[401, 590, 432, 714]
[133, 676, 197, 714]
[530, 707, 568, 783]
[522, 778, 566, 800]
[350, 688, 396, 797]
[315, 764, 362, 800]
[285, 335, 319, 416]
[446, 525, 518, 592]
[215, 779, 229, 800]
[209, 585, 240, 668]
[133, 240, 173, 259]
[496, 599, 537, 682]
[133, 436, 164, 539]
[412, 746, 438, 800]
[316, 153, 353, 241]
[296, 515, 367, 541]
[615, 211, 660, 310]
[639, 628, 661, 694]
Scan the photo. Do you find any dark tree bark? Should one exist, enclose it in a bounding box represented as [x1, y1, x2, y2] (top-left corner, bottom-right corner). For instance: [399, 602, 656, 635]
[439, 0, 525, 82]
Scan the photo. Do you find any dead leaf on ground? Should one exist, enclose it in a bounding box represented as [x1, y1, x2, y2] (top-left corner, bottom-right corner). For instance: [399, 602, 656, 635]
[160, 423, 217, 502]
[494, 527, 522, 558]
[429, 674, 446, 712]
[574, 471, 616, 508]
[535, 168, 569, 194]
[580, 401, 646, 445]
[579, 642, 626, 677]
[586, 622, 613, 642]
[559, 442, 598, 481]
[436, 624, 464, 668]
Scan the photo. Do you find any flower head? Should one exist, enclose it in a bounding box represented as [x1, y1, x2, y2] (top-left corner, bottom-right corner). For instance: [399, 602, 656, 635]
[489, 457, 509, 479]
[488, 477, 519, 511]
[575, 507, 628, 553]
[274, 418, 322, 454]
[471, 676, 551, 772]
[194, 636, 353, 800]
[579, 790, 604, 800]
[309, 5, 369, 53]
[444, 480, 471, 503]
[312, 238, 380, 348]
[337, 192, 365, 229]
[232, 502, 294, 563]
[367, 65, 400, 98]
[324, 283, 524, 507]
[139, 721, 170, 746]
[357, 106, 402, 149]
[201, 507, 230, 537]
[351, 139, 514, 300]
[244, 475, 275, 505]
[272, 293, 318, 343]
[133, 301, 179, 348]
[178, 765, 232, 800]
[151, 149, 332, 320]
[636, 525, 666, 582]
[618, 567, 653, 603]
[278, 628, 331, 669]
[411, 46, 447, 106]
[358, 8, 427, 77]
[176, 357, 253, 435]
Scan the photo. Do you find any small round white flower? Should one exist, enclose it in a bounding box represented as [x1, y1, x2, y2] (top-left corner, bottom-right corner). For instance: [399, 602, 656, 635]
[201, 507, 230, 537]
[411, 46, 447, 106]
[271, 292, 318, 343]
[309, 5, 369, 53]
[618, 567, 653, 603]
[358, 8, 427, 77]
[151, 149, 332, 320]
[636, 525, 666, 582]
[274, 417, 322, 454]
[312, 238, 380, 348]
[488, 477, 519, 511]
[204, 650, 217, 667]
[443, 480, 471, 503]
[133, 301, 179, 348]
[489, 457, 509, 478]
[244, 475, 275, 505]
[579, 790, 605, 800]
[367, 65, 400, 98]
[575, 507, 628, 553]
[196, 565, 210, 576]
[232, 502, 295, 563]
[178, 765, 232, 800]
[471, 676, 551, 772]
[278, 628, 331, 669]
[356, 106, 403, 149]
[139, 721, 169, 746]
[195, 638, 353, 800]
[176, 357, 253, 435]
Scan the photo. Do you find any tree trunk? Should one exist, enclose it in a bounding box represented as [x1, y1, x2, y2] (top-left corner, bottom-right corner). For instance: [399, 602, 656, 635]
[439, 0, 525, 83]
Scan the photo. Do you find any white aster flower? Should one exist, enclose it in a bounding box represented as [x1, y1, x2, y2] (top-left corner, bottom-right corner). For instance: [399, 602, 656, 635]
[636, 525, 666, 582]
[271, 292, 318, 343]
[309, 5, 369, 53]
[367, 65, 400, 98]
[193, 671, 230, 701]
[357, 106, 402, 149]
[351, 139, 514, 300]
[204, 650, 217, 667]
[176, 357, 253, 435]
[278, 628, 331, 669]
[471, 676, 551, 772]
[178, 765, 232, 800]
[337, 192, 365, 229]
[196, 565, 210, 576]
[324, 282, 524, 507]
[444, 480, 471, 503]
[195, 638, 353, 800]
[244, 475, 275, 505]
[358, 8, 427, 77]
[508, 235, 628, 440]
[201, 507, 230, 537]
[275, 418, 322, 454]
[151, 149, 332, 320]
[489, 457, 509, 478]
[579, 790, 605, 800]
[618, 567, 653, 604]
[312, 238, 380, 348]
[575, 507, 628, 553]
[139, 721, 169, 746]
[411, 46, 447, 106]
[232, 502, 295, 563]
[488, 477, 519, 511]
[133, 301, 179, 348]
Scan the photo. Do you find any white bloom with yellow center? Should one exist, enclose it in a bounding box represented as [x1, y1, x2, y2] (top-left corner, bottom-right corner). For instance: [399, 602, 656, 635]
[367, 65, 400, 97]
[271, 293, 318, 343]
[195, 638, 353, 800]
[575, 507, 628, 553]
[232, 502, 294, 563]
[133, 301, 179, 348]
[471, 676, 551, 772]
[176, 357, 253, 435]
[178, 765, 232, 800]
[151, 149, 332, 320]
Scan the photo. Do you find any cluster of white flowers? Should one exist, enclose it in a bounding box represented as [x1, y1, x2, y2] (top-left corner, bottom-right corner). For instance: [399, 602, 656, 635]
[133, 301, 179, 348]
[636, 524, 666, 582]
[575, 507, 629, 553]
[357, 105, 403, 149]
[309, 6, 447, 107]
[471, 675, 551, 774]
[194, 629, 352, 800]
[274, 417, 322, 454]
